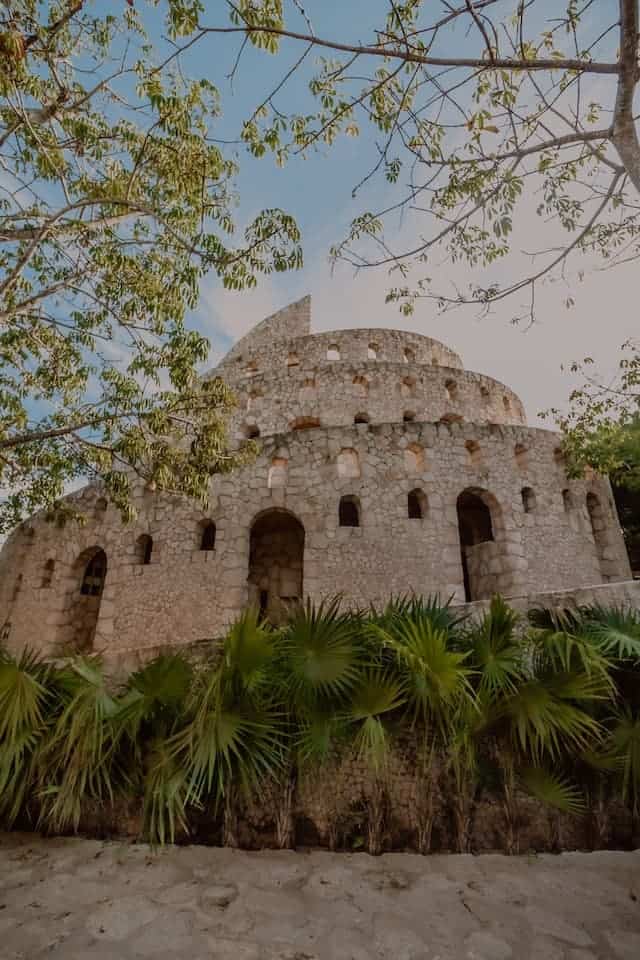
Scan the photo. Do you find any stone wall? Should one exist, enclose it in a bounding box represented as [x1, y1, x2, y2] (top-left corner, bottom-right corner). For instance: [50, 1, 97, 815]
[0, 297, 633, 661]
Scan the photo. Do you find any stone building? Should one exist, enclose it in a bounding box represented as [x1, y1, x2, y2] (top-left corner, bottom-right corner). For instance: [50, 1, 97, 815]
[0, 296, 636, 662]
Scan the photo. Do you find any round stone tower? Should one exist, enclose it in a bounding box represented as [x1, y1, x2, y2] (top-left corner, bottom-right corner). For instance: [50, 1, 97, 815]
[0, 296, 633, 660]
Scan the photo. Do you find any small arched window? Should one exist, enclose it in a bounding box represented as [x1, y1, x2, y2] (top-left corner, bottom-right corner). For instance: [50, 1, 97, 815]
[95, 498, 107, 517]
[403, 347, 415, 363]
[81, 550, 107, 596]
[337, 447, 361, 479]
[354, 412, 369, 425]
[480, 384, 490, 399]
[515, 443, 528, 470]
[466, 439, 482, 468]
[200, 521, 216, 551]
[562, 488, 573, 512]
[554, 447, 566, 468]
[408, 489, 428, 520]
[503, 395, 511, 413]
[327, 344, 340, 361]
[245, 424, 260, 440]
[42, 558, 55, 588]
[403, 410, 416, 423]
[521, 487, 536, 513]
[367, 342, 378, 360]
[401, 376, 417, 398]
[245, 360, 258, 376]
[404, 443, 425, 474]
[339, 496, 360, 528]
[135, 534, 153, 565]
[445, 379, 458, 402]
[268, 458, 288, 488]
[353, 375, 369, 398]
[286, 352, 300, 367]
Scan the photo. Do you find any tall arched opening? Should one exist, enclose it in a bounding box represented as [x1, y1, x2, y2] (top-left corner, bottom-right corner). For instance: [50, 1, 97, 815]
[456, 488, 504, 602]
[248, 509, 305, 624]
[65, 547, 108, 652]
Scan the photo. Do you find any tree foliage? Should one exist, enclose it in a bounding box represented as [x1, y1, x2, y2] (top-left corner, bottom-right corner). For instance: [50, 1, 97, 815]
[156, 1, 640, 321]
[0, 1, 302, 531]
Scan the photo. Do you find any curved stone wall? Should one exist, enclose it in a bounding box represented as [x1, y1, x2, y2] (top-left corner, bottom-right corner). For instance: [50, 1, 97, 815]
[0, 420, 631, 660]
[0, 296, 632, 660]
[224, 361, 526, 439]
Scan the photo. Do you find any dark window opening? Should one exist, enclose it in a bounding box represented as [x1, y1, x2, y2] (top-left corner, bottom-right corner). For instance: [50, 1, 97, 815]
[403, 411, 416, 423]
[408, 489, 427, 520]
[521, 487, 536, 513]
[457, 491, 494, 547]
[135, 534, 153, 565]
[339, 496, 360, 527]
[354, 412, 369, 425]
[200, 521, 216, 551]
[81, 550, 107, 596]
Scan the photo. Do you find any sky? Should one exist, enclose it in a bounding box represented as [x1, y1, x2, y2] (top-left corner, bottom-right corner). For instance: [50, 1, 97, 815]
[156, 1, 636, 425]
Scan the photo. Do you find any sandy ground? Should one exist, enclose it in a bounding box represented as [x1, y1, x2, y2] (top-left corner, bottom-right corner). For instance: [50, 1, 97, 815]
[1, 833, 639, 959]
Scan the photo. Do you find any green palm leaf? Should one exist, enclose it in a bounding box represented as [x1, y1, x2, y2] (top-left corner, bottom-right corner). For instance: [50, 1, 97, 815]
[343, 669, 405, 771]
[520, 767, 586, 814]
[281, 597, 361, 705]
[466, 596, 523, 699]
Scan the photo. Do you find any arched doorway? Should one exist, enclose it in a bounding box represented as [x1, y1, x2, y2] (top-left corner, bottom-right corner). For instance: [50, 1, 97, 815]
[248, 510, 305, 623]
[456, 488, 502, 601]
[67, 547, 107, 651]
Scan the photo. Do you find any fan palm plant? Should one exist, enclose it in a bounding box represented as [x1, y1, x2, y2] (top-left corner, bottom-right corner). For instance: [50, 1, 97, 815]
[368, 599, 472, 852]
[147, 609, 286, 846]
[37, 656, 124, 833]
[0, 647, 55, 826]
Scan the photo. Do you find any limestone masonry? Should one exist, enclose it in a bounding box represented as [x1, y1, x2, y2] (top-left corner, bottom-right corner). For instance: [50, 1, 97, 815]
[0, 296, 636, 660]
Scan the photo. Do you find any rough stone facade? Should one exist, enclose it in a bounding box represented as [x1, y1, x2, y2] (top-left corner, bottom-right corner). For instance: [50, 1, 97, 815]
[0, 296, 634, 661]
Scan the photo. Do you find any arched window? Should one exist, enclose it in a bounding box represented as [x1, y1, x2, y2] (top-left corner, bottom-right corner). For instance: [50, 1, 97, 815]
[503, 395, 512, 413]
[337, 447, 360, 478]
[354, 412, 369, 425]
[515, 443, 528, 470]
[339, 496, 360, 528]
[286, 352, 300, 367]
[456, 490, 495, 602]
[200, 521, 216, 551]
[245, 360, 258, 376]
[403, 410, 416, 423]
[42, 558, 55, 588]
[244, 423, 260, 439]
[554, 447, 566, 468]
[408, 489, 428, 520]
[327, 344, 340, 361]
[80, 549, 107, 596]
[480, 384, 490, 399]
[135, 534, 153, 565]
[268, 457, 288, 488]
[367, 342, 378, 360]
[562, 488, 573, 512]
[521, 487, 536, 513]
[352, 374, 369, 396]
[466, 439, 482, 468]
[95, 497, 107, 517]
[445, 379, 458, 402]
[401, 376, 417, 398]
[404, 443, 425, 474]
[403, 347, 415, 363]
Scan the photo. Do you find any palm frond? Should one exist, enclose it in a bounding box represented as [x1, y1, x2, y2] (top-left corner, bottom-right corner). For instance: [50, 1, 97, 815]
[281, 597, 362, 706]
[519, 767, 586, 815]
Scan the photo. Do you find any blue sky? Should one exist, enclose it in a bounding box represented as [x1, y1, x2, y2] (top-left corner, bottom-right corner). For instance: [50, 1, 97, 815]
[139, 2, 634, 422]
